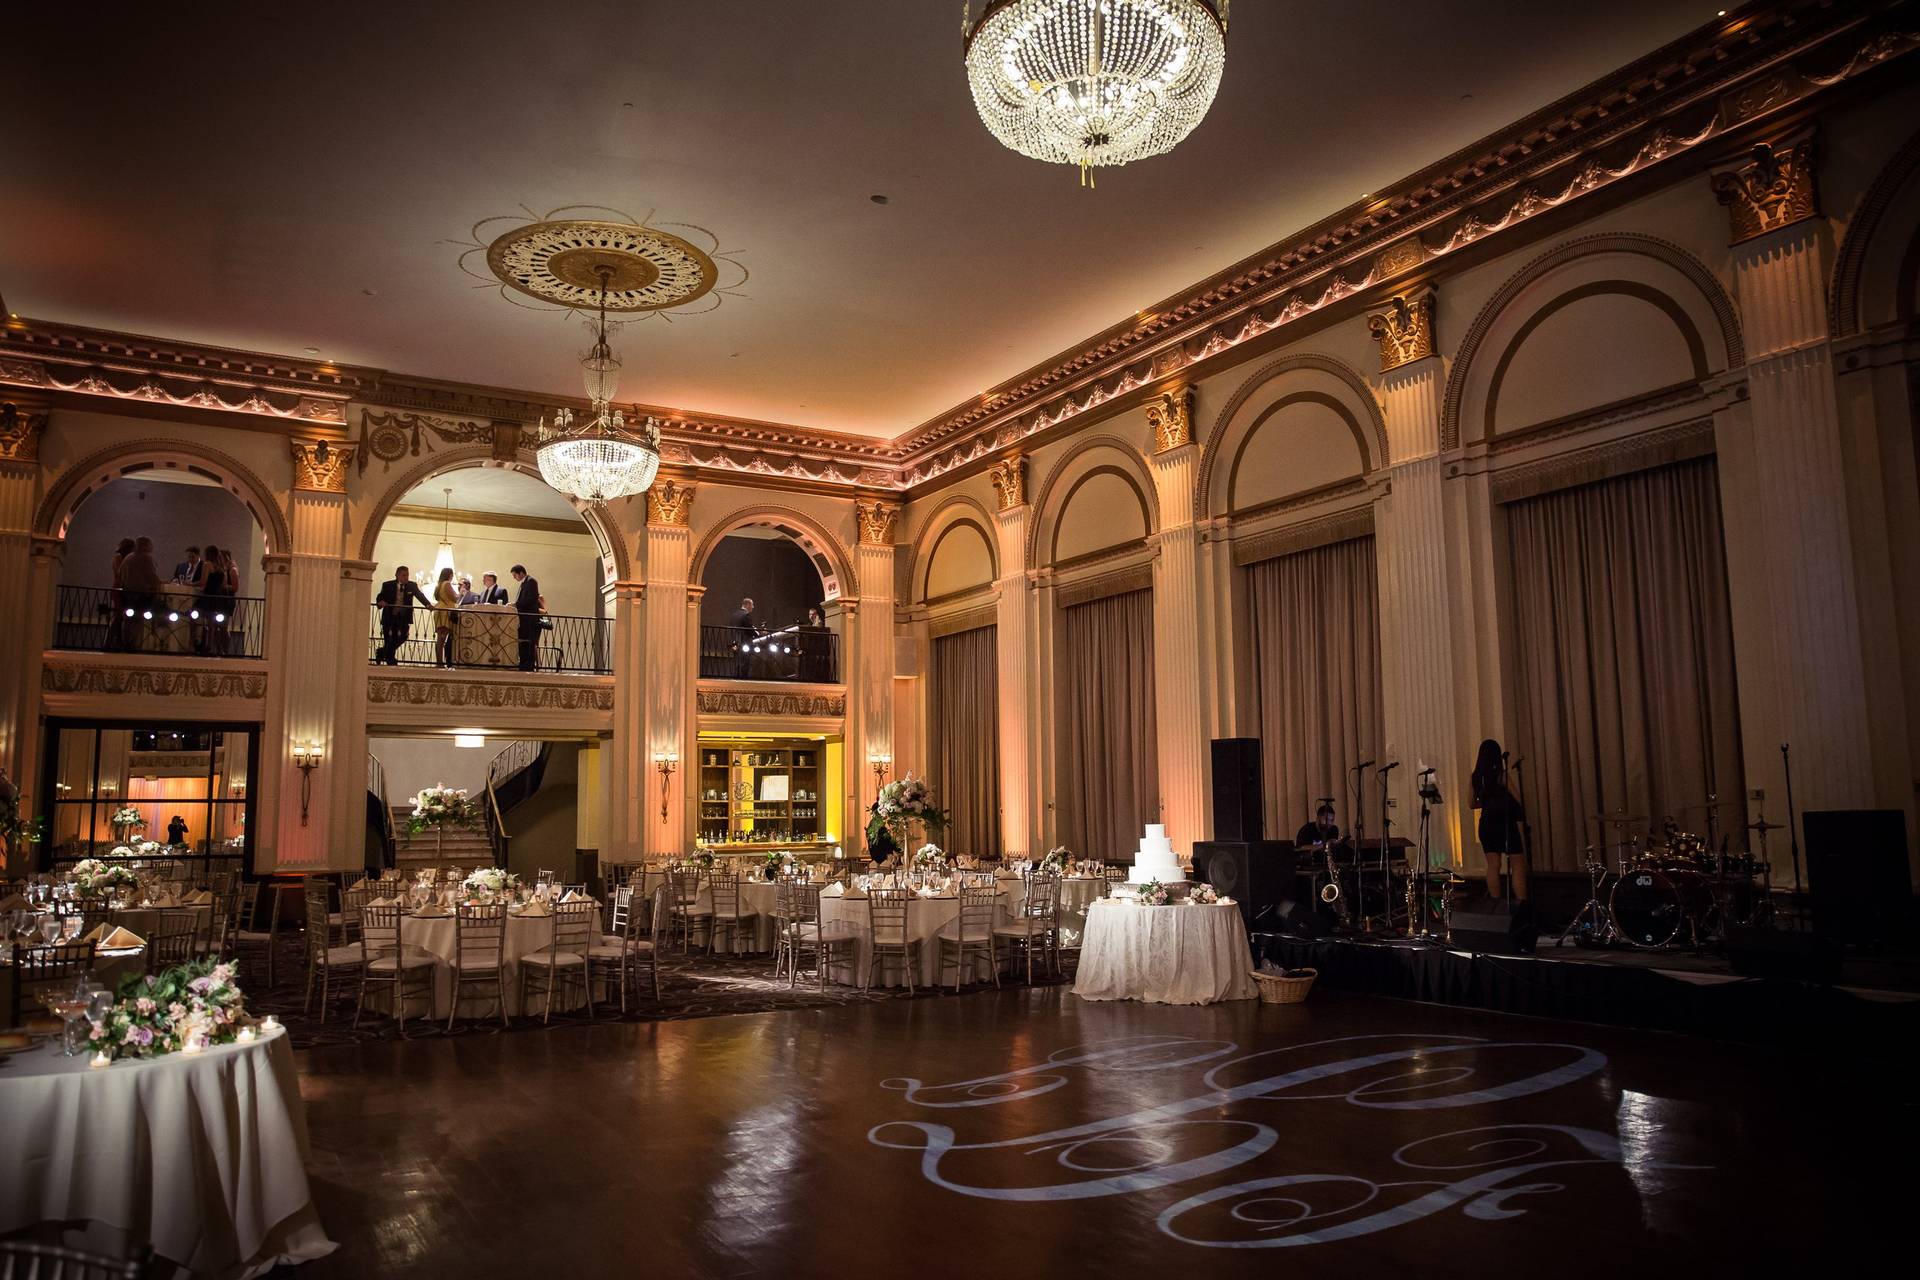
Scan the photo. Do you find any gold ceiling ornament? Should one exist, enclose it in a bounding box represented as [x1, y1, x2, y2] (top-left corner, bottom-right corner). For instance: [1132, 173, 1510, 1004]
[646, 478, 697, 527]
[988, 453, 1027, 511]
[1146, 387, 1194, 453]
[0, 397, 50, 463]
[454, 205, 748, 319]
[1367, 288, 1437, 373]
[855, 498, 899, 545]
[1711, 132, 1819, 246]
[289, 439, 354, 493]
[962, 0, 1229, 186]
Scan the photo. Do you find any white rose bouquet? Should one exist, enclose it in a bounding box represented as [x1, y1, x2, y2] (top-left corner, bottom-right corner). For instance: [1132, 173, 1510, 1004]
[407, 786, 477, 837]
[912, 843, 947, 872]
[1189, 882, 1220, 905]
[1137, 878, 1170, 907]
[460, 866, 521, 901]
[1040, 846, 1072, 873]
[71, 857, 140, 900]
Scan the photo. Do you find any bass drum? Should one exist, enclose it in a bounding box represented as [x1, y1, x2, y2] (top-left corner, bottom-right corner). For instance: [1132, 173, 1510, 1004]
[1609, 866, 1712, 947]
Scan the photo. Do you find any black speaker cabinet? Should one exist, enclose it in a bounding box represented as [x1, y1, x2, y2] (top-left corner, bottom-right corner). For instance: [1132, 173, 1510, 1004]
[1210, 737, 1265, 842]
[1723, 925, 1842, 984]
[1450, 898, 1537, 955]
[1804, 808, 1913, 946]
[1193, 839, 1295, 933]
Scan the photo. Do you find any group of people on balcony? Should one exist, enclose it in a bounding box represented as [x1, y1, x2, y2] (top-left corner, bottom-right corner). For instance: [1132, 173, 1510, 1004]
[106, 539, 241, 655]
[375, 563, 545, 671]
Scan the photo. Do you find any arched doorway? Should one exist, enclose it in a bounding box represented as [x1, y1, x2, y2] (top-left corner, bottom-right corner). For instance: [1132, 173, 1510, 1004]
[694, 522, 838, 683]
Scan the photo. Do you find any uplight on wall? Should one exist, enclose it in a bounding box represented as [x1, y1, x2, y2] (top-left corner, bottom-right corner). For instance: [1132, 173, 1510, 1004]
[455, 734, 486, 749]
[291, 741, 323, 826]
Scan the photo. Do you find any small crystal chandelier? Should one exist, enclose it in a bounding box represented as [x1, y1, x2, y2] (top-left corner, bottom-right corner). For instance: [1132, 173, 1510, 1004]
[962, 0, 1229, 185]
[533, 265, 662, 504]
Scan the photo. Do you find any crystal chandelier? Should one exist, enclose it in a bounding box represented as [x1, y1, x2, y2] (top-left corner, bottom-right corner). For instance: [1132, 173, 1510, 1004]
[533, 265, 662, 503]
[962, 0, 1229, 185]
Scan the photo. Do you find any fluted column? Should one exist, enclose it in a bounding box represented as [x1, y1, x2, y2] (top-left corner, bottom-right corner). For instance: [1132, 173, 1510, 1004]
[643, 524, 692, 854]
[1713, 132, 1874, 815]
[1144, 390, 1206, 857]
[0, 396, 47, 800]
[1368, 290, 1464, 866]
[989, 455, 1033, 858]
[606, 581, 647, 859]
[854, 499, 899, 797]
[268, 441, 355, 872]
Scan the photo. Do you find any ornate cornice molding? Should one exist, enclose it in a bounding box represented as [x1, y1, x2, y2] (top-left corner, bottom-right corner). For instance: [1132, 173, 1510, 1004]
[1145, 388, 1194, 453]
[1711, 128, 1820, 244]
[1366, 288, 1437, 373]
[366, 672, 615, 712]
[645, 478, 696, 526]
[42, 659, 268, 700]
[694, 687, 847, 717]
[290, 439, 354, 493]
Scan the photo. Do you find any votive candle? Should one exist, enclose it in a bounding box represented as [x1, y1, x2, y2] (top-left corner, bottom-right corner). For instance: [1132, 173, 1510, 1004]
[90, 1050, 111, 1069]
[237, 1025, 257, 1043]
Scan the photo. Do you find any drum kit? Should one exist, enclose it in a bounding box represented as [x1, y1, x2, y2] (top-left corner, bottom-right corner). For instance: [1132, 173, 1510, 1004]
[1560, 800, 1783, 950]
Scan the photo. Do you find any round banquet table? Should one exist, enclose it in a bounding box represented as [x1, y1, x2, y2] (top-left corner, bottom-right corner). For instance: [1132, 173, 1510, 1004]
[378, 909, 594, 1018]
[1072, 898, 1258, 1005]
[0, 1029, 336, 1279]
[818, 890, 1009, 988]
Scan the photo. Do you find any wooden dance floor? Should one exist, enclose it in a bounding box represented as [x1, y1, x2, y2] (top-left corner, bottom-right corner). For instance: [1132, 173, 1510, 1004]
[294, 987, 1902, 1277]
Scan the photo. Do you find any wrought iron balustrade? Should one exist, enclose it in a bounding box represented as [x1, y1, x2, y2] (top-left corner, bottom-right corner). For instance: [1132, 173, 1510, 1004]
[51, 584, 265, 659]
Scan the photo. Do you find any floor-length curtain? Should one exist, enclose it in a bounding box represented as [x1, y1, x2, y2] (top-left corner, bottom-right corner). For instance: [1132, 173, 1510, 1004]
[1060, 589, 1159, 859]
[929, 624, 1000, 857]
[1505, 457, 1745, 872]
[1244, 536, 1384, 840]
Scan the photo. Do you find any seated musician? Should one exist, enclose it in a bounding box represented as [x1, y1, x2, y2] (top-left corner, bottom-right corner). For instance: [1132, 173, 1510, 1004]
[1295, 801, 1340, 850]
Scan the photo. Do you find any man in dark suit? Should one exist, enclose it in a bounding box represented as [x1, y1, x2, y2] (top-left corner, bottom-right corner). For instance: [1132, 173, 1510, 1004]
[478, 572, 509, 605]
[510, 564, 541, 670]
[374, 565, 431, 665]
[729, 597, 755, 678]
[171, 545, 201, 585]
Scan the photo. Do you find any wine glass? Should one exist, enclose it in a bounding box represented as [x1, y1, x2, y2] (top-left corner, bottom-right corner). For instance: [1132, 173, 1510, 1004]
[60, 915, 83, 943]
[52, 976, 93, 1056]
[38, 916, 59, 945]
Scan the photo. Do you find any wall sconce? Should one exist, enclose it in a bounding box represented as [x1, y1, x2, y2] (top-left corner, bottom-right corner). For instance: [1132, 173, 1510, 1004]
[291, 741, 323, 826]
[653, 750, 679, 823]
[868, 752, 892, 789]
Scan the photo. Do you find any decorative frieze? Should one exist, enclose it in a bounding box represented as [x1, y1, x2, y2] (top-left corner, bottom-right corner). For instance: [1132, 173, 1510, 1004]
[646, 478, 696, 526]
[1145, 388, 1194, 454]
[42, 663, 268, 700]
[855, 498, 899, 545]
[0, 397, 49, 462]
[366, 674, 615, 712]
[289, 439, 354, 492]
[988, 454, 1026, 511]
[695, 688, 847, 717]
[1711, 131, 1819, 245]
[356, 410, 499, 475]
[1366, 289, 1437, 372]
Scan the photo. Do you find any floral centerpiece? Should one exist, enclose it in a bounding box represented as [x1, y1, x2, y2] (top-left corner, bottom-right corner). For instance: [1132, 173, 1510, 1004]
[865, 774, 949, 864]
[1040, 846, 1072, 873]
[680, 851, 716, 874]
[0, 766, 44, 878]
[1189, 882, 1220, 905]
[1137, 878, 1170, 907]
[460, 866, 522, 902]
[763, 850, 795, 881]
[108, 805, 146, 843]
[89, 957, 248, 1060]
[407, 785, 478, 861]
[912, 843, 948, 873]
[70, 857, 141, 900]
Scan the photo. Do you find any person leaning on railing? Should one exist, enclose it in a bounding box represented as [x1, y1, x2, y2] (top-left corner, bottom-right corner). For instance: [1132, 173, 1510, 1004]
[433, 565, 460, 667]
[374, 566, 432, 665]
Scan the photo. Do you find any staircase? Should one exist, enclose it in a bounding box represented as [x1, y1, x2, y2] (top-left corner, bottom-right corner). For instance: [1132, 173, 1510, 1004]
[391, 809, 496, 872]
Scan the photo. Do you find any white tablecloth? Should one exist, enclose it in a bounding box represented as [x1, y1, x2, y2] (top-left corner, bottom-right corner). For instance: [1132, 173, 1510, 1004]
[386, 910, 591, 1018]
[0, 1030, 336, 1279]
[819, 892, 1008, 987]
[1072, 898, 1257, 1005]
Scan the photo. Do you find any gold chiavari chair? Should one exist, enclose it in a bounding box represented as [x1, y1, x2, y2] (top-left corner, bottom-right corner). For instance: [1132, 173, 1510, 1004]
[864, 887, 916, 994]
[781, 880, 855, 991]
[520, 898, 595, 1023]
[354, 901, 434, 1032]
[587, 885, 661, 1012]
[994, 869, 1061, 984]
[448, 901, 509, 1030]
[937, 884, 1002, 992]
[9, 940, 94, 1029]
[145, 907, 199, 973]
[303, 891, 364, 1019]
[707, 872, 745, 955]
[232, 879, 278, 987]
[666, 867, 710, 953]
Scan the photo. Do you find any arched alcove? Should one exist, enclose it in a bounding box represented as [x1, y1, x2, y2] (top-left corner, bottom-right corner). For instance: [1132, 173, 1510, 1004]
[909, 494, 999, 602]
[1198, 354, 1385, 520]
[1029, 436, 1157, 570]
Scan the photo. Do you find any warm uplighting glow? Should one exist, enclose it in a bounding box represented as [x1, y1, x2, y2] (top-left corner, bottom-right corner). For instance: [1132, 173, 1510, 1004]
[455, 734, 485, 749]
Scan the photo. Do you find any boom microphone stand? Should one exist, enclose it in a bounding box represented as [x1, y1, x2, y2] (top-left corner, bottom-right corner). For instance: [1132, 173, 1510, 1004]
[1781, 742, 1805, 930]
[1411, 767, 1443, 941]
[1372, 761, 1398, 932]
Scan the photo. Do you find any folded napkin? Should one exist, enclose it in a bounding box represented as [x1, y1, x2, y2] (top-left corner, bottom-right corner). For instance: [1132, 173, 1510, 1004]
[841, 887, 868, 900]
[516, 900, 551, 917]
[368, 896, 399, 908]
[181, 889, 214, 906]
[0, 893, 30, 913]
[148, 892, 178, 908]
[559, 890, 585, 903]
[413, 906, 449, 918]
[350, 877, 370, 892]
[820, 883, 844, 898]
[93, 925, 145, 950]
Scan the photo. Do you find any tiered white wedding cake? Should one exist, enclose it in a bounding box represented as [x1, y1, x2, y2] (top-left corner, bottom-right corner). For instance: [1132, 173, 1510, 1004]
[1128, 823, 1187, 887]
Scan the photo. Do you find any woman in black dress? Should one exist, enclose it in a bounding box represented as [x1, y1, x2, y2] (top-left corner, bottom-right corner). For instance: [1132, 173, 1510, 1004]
[1470, 738, 1528, 901]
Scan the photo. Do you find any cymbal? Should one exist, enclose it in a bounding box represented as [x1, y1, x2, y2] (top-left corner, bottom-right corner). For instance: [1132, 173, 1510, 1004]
[1746, 819, 1786, 832]
[1592, 812, 1647, 824]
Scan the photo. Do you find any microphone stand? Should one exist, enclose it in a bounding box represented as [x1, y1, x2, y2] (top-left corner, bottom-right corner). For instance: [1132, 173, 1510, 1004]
[1781, 742, 1804, 930]
[1373, 762, 1398, 933]
[1505, 754, 1532, 912]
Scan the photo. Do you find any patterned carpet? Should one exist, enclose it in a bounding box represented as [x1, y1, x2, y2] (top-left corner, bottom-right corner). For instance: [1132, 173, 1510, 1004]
[246, 938, 1075, 1050]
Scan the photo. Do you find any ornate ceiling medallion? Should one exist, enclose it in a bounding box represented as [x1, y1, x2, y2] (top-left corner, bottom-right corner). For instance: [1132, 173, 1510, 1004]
[455, 206, 747, 318]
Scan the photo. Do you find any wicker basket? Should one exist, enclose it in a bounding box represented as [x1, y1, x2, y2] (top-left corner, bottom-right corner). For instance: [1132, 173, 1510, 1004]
[1253, 967, 1317, 1005]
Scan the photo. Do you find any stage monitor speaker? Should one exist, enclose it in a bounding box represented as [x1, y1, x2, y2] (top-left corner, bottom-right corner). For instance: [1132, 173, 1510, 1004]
[1723, 926, 1842, 984]
[1804, 808, 1913, 946]
[1449, 899, 1537, 955]
[1193, 839, 1295, 933]
[1210, 738, 1265, 842]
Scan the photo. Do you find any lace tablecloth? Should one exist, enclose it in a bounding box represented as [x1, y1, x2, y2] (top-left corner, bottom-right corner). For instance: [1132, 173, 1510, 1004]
[0, 1030, 336, 1278]
[1072, 898, 1258, 1005]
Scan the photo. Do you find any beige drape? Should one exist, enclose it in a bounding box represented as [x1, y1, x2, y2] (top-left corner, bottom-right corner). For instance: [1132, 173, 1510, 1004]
[928, 624, 1000, 858]
[1060, 588, 1159, 859]
[1505, 457, 1745, 872]
[1244, 536, 1384, 840]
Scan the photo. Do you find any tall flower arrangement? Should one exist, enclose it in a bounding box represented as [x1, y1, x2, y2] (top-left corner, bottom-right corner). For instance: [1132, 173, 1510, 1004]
[406, 785, 476, 837]
[865, 774, 949, 861]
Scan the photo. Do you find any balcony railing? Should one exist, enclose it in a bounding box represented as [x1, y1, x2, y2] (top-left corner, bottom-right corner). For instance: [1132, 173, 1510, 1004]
[698, 624, 839, 682]
[368, 603, 612, 674]
[51, 584, 265, 659]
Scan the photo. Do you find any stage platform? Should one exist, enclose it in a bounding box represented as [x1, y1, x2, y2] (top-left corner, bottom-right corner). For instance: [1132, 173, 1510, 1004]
[1254, 930, 1920, 1049]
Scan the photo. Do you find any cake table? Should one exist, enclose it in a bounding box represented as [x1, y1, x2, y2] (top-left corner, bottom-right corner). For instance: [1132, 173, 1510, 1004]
[1072, 897, 1258, 1005]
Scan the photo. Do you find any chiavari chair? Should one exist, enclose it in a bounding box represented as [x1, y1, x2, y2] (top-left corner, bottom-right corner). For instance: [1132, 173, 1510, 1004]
[520, 898, 595, 1023]
[232, 879, 278, 986]
[354, 901, 434, 1032]
[994, 869, 1061, 984]
[303, 891, 365, 1020]
[781, 880, 855, 991]
[666, 867, 709, 953]
[0, 1238, 154, 1279]
[864, 887, 916, 994]
[587, 885, 661, 1012]
[707, 871, 745, 955]
[938, 884, 1002, 993]
[448, 901, 509, 1030]
[145, 907, 199, 973]
[8, 940, 94, 1029]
